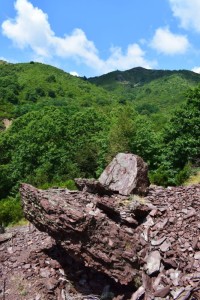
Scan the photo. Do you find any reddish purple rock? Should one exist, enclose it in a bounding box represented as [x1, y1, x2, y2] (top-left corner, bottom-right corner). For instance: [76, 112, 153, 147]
[98, 153, 150, 195]
[20, 177, 200, 299]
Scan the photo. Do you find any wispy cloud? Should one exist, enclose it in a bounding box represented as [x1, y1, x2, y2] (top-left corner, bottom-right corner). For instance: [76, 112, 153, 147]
[1, 0, 155, 75]
[150, 27, 190, 55]
[169, 0, 200, 32]
[192, 66, 200, 74]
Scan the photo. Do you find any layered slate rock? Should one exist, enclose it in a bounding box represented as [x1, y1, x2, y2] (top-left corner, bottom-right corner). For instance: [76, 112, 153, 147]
[98, 153, 149, 195]
[20, 183, 152, 285]
[20, 183, 200, 300]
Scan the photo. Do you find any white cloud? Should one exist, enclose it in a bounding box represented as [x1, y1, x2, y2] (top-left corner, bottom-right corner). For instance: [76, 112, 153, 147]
[2, 0, 53, 57]
[0, 56, 8, 62]
[192, 66, 200, 74]
[169, 0, 200, 32]
[150, 27, 189, 55]
[105, 44, 154, 71]
[1, 0, 155, 75]
[0, 56, 17, 63]
[70, 71, 79, 77]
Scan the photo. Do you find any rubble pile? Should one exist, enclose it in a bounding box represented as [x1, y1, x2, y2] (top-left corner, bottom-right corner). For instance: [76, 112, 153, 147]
[1, 153, 200, 299]
[19, 183, 200, 299]
[132, 184, 200, 299]
[0, 225, 122, 300]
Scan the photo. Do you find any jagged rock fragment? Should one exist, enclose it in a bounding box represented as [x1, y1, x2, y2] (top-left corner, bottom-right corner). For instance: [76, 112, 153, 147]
[146, 251, 161, 275]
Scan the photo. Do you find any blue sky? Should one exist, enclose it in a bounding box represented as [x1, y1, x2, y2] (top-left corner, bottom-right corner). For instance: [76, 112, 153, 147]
[0, 0, 200, 77]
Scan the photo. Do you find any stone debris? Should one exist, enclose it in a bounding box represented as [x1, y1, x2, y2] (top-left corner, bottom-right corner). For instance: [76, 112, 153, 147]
[19, 182, 200, 299]
[0, 225, 124, 300]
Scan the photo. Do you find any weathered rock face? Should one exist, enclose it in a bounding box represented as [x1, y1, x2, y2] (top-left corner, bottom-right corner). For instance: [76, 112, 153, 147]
[74, 178, 114, 195]
[20, 183, 200, 300]
[20, 183, 152, 285]
[98, 153, 149, 195]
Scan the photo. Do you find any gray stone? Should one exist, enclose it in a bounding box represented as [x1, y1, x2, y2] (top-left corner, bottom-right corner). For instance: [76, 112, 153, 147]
[194, 251, 200, 260]
[45, 278, 58, 290]
[146, 251, 161, 275]
[159, 240, 171, 252]
[98, 153, 150, 195]
[40, 268, 51, 278]
[0, 233, 13, 244]
[151, 237, 166, 246]
[154, 286, 170, 298]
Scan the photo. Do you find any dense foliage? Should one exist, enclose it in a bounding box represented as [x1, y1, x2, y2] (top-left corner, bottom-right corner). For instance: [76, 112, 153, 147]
[150, 89, 200, 186]
[0, 106, 109, 197]
[89, 67, 200, 123]
[0, 61, 115, 120]
[0, 62, 199, 225]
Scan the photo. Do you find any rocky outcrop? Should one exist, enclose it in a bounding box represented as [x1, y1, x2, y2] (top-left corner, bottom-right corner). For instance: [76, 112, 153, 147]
[74, 178, 114, 195]
[20, 183, 152, 286]
[20, 182, 200, 299]
[19, 154, 200, 299]
[98, 153, 149, 195]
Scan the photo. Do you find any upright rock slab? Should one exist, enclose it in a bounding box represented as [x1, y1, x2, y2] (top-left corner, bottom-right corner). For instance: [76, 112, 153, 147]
[99, 153, 149, 195]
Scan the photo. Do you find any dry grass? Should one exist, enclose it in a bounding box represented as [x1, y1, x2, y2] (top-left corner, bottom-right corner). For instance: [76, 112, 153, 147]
[8, 276, 29, 298]
[184, 171, 200, 186]
[7, 218, 28, 228]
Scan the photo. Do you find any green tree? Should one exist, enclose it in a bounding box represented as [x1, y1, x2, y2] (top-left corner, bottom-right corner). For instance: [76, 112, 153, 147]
[106, 105, 137, 161]
[163, 86, 200, 169]
[0, 107, 72, 197]
[67, 107, 108, 177]
[0, 106, 108, 198]
[151, 86, 200, 186]
[130, 116, 161, 168]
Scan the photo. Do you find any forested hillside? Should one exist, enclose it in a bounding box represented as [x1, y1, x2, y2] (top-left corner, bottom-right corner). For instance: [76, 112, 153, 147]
[0, 61, 115, 122]
[89, 67, 200, 123]
[0, 62, 199, 225]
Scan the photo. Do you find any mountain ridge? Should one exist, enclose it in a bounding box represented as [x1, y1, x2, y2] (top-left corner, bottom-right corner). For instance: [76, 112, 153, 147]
[1, 62, 200, 124]
[88, 66, 200, 86]
[88, 66, 200, 117]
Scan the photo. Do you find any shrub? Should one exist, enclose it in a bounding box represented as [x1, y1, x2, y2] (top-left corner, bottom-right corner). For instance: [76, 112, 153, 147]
[0, 195, 23, 226]
[46, 75, 56, 83]
[35, 87, 45, 97]
[175, 163, 192, 185]
[48, 90, 56, 98]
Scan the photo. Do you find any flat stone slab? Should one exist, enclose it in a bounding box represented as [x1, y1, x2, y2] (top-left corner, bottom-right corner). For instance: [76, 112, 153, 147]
[0, 232, 13, 244]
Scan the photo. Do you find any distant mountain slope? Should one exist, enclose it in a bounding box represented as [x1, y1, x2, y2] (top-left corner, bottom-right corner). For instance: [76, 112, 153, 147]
[1, 63, 200, 128]
[0, 62, 115, 120]
[88, 67, 200, 114]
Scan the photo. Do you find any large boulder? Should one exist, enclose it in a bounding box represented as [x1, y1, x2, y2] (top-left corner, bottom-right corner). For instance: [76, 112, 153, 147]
[99, 153, 150, 195]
